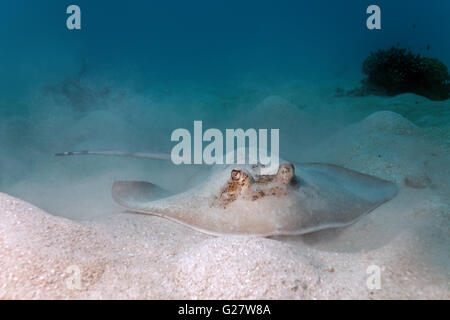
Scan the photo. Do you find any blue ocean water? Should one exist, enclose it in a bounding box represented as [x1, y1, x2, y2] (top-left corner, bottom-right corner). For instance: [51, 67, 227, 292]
[1, 0, 449, 97]
[0, 1, 449, 217]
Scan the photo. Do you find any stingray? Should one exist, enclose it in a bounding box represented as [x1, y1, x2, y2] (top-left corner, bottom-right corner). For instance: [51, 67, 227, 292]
[55, 150, 398, 237]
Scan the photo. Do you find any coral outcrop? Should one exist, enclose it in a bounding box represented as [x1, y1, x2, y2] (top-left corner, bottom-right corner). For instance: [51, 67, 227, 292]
[349, 47, 450, 101]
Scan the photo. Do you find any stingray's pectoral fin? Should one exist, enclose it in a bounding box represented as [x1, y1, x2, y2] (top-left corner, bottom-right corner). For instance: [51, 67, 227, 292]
[112, 181, 172, 209]
[291, 162, 399, 232]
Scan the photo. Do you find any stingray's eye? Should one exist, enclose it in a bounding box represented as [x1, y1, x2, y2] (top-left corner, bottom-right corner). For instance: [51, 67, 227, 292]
[231, 170, 242, 181]
[279, 164, 292, 175]
[277, 164, 295, 184]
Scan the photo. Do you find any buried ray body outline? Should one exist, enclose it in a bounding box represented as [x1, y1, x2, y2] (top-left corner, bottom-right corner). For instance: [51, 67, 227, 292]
[55, 149, 398, 237]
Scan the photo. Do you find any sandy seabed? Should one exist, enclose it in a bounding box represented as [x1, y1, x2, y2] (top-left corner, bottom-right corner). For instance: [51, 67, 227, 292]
[0, 92, 449, 299]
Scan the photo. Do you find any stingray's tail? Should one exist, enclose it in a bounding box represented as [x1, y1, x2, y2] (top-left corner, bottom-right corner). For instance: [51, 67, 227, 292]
[54, 150, 172, 161]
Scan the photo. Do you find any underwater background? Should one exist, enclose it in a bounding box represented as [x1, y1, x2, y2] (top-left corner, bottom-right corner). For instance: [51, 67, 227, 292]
[0, 0, 449, 219]
[0, 0, 449, 300]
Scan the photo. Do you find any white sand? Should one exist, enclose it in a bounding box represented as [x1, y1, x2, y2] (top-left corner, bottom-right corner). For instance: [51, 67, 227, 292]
[0, 188, 448, 299]
[0, 94, 449, 299]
